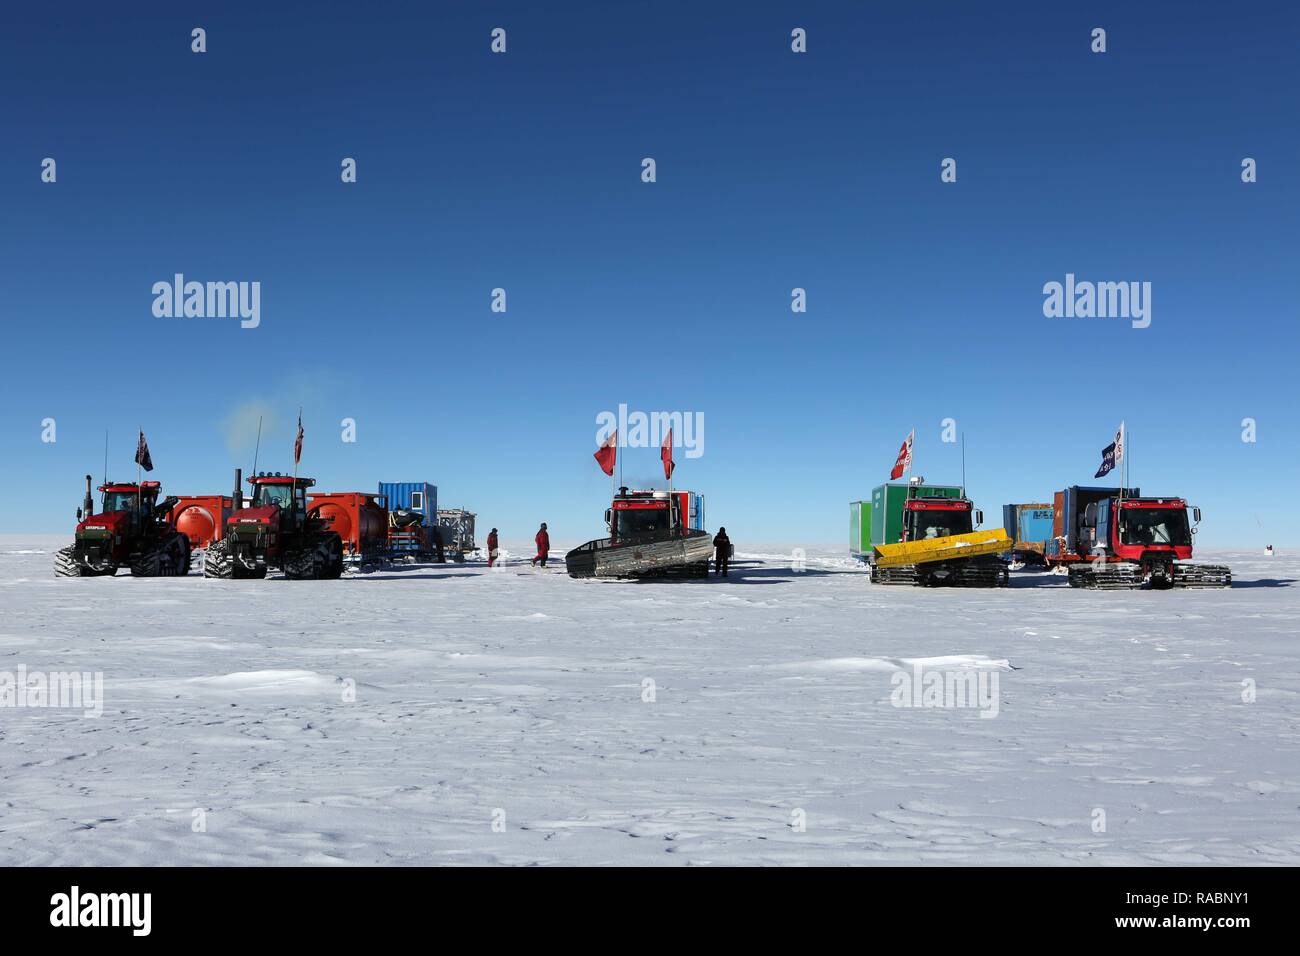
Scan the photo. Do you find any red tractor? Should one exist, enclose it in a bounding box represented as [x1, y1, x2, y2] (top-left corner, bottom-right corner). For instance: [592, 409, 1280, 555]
[1047, 486, 1231, 589]
[55, 475, 191, 577]
[203, 470, 343, 580]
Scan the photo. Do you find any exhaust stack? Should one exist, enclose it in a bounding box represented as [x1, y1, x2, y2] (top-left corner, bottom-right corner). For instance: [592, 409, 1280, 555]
[82, 474, 94, 518]
[233, 468, 243, 510]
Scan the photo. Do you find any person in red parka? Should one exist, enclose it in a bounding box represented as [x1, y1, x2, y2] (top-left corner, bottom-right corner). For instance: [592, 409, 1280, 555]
[531, 523, 550, 568]
[487, 528, 499, 567]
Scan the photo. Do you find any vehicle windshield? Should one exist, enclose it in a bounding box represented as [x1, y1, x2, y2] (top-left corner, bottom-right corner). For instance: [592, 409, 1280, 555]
[101, 491, 139, 512]
[1121, 507, 1191, 547]
[254, 483, 302, 509]
[908, 508, 972, 540]
[614, 507, 672, 537]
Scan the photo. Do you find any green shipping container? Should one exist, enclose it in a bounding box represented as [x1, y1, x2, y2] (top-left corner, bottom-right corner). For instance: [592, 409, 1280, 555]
[850, 483, 964, 557]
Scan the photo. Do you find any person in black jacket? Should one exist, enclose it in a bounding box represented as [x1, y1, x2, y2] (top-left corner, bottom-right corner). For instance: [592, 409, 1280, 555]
[713, 527, 731, 577]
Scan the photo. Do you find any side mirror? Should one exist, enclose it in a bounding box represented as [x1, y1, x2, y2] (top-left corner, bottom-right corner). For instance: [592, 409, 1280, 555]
[1193, 507, 1202, 524]
[604, 509, 612, 528]
[76, 508, 83, 520]
[974, 510, 983, 527]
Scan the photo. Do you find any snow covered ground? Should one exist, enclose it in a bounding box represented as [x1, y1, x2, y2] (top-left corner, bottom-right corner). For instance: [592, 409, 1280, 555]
[1, 535, 1296, 866]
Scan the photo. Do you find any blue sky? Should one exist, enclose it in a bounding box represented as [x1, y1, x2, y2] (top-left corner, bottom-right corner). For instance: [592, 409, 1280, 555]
[1, 1, 1296, 546]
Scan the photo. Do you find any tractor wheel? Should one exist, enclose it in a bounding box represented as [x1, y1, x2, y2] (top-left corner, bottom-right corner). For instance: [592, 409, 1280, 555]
[55, 545, 85, 577]
[177, 535, 192, 575]
[203, 537, 236, 579]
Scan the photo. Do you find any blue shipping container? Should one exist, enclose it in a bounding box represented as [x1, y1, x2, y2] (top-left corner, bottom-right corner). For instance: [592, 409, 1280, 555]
[377, 482, 438, 530]
[1020, 507, 1054, 544]
[1002, 503, 1054, 548]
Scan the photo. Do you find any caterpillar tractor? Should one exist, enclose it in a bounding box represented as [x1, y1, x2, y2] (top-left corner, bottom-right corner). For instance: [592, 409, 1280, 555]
[870, 491, 1011, 587]
[55, 475, 191, 577]
[566, 487, 712, 578]
[1048, 488, 1231, 589]
[203, 470, 343, 580]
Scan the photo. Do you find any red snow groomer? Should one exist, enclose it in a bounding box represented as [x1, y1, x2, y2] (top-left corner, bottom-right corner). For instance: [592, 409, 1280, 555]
[203, 470, 343, 580]
[55, 475, 190, 577]
[565, 487, 711, 578]
[1046, 485, 1231, 589]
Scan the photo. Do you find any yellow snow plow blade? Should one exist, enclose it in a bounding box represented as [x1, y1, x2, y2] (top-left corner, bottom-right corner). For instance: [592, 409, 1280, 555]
[873, 529, 1013, 568]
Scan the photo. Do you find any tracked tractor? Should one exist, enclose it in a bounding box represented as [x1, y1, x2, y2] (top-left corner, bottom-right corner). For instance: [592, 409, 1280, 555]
[1047, 487, 1231, 589]
[868, 484, 1010, 587]
[203, 470, 343, 580]
[566, 488, 712, 578]
[55, 475, 191, 577]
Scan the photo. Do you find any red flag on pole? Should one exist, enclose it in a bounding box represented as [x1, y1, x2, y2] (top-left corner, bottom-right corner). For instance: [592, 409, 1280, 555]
[293, 412, 304, 465]
[594, 429, 618, 476]
[661, 427, 675, 480]
[889, 429, 914, 480]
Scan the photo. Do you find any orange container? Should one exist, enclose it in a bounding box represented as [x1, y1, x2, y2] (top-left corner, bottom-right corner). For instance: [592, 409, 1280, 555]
[308, 492, 389, 556]
[171, 495, 233, 549]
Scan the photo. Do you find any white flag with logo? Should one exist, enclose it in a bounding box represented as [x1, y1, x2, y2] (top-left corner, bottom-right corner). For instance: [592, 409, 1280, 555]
[1113, 421, 1125, 463]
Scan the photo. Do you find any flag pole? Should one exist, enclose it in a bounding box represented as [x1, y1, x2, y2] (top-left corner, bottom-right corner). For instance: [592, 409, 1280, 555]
[905, 425, 914, 497]
[667, 427, 673, 499]
[292, 408, 301, 509]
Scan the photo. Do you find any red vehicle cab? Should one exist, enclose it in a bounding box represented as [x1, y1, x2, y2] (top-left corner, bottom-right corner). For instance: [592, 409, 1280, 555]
[900, 497, 978, 542]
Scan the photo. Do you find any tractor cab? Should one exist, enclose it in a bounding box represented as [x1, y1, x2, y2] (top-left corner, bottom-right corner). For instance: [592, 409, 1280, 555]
[93, 481, 160, 514]
[901, 496, 981, 542]
[1115, 498, 1195, 549]
[79, 481, 166, 533]
[249, 473, 313, 512]
[607, 488, 681, 541]
[241, 473, 316, 532]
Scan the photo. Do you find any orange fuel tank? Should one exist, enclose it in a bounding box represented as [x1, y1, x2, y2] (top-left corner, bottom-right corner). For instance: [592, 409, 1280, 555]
[170, 495, 233, 549]
[308, 492, 389, 556]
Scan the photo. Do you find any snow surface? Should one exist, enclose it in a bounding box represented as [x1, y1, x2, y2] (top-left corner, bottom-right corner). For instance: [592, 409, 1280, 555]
[1, 535, 1297, 866]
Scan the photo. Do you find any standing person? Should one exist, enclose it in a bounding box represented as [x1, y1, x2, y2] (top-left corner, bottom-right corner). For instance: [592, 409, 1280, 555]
[531, 522, 550, 568]
[487, 528, 500, 567]
[713, 526, 731, 577]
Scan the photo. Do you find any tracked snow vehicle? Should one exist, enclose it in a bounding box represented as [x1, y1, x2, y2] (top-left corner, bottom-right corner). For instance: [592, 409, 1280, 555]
[566, 488, 711, 578]
[204, 470, 343, 580]
[55, 475, 191, 577]
[867, 488, 1010, 587]
[1046, 486, 1230, 589]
